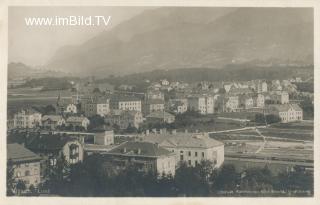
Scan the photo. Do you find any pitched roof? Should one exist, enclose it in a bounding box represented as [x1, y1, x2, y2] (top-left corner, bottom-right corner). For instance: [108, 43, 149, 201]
[142, 133, 224, 149]
[268, 104, 302, 112]
[66, 116, 89, 123]
[42, 115, 64, 122]
[106, 141, 173, 157]
[7, 143, 41, 163]
[26, 134, 78, 151]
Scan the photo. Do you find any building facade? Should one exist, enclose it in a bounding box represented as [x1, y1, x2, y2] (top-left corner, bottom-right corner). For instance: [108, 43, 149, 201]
[142, 132, 224, 168]
[103, 141, 176, 176]
[7, 143, 42, 191]
[13, 109, 42, 129]
[267, 104, 303, 123]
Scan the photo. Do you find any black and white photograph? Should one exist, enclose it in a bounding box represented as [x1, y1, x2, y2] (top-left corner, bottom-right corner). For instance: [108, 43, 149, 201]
[1, 0, 319, 203]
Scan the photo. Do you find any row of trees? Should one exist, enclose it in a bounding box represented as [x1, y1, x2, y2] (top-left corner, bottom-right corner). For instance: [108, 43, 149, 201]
[17, 154, 312, 197]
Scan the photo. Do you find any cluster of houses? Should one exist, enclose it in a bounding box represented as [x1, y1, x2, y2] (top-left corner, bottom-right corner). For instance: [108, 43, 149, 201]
[7, 129, 224, 194]
[7, 77, 309, 195]
[9, 78, 304, 133]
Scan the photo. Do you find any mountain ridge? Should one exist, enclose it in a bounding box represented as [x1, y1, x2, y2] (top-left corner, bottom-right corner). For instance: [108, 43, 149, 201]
[46, 7, 313, 76]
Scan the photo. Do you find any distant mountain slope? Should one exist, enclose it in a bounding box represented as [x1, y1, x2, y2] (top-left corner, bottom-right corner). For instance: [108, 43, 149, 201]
[98, 65, 314, 87]
[8, 62, 68, 79]
[46, 7, 313, 76]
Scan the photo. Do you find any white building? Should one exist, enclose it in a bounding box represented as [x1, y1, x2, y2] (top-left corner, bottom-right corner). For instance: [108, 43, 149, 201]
[13, 109, 42, 129]
[142, 132, 224, 168]
[187, 95, 214, 115]
[267, 104, 303, 123]
[111, 96, 142, 112]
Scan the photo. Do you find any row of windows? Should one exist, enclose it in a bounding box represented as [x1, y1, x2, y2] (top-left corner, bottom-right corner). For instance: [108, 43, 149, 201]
[179, 150, 205, 158]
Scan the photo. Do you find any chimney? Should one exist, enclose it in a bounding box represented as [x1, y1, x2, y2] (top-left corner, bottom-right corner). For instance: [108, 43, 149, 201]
[172, 129, 177, 135]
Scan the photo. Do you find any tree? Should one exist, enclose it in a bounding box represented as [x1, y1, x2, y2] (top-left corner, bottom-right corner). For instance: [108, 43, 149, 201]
[7, 160, 15, 196]
[29, 184, 38, 196]
[174, 162, 210, 196]
[16, 180, 26, 195]
[213, 164, 239, 192]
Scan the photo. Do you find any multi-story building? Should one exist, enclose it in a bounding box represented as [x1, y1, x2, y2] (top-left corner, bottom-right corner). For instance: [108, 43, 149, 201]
[13, 109, 42, 129]
[105, 110, 144, 129]
[224, 95, 239, 112]
[110, 96, 142, 112]
[142, 132, 224, 168]
[146, 111, 175, 124]
[267, 104, 303, 123]
[270, 91, 289, 104]
[41, 115, 65, 129]
[83, 97, 110, 117]
[146, 99, 165, 114]
[187, 95, 214, 115]
[102, 141, 176, 176]
[65, 116, 90, 130]
[7, 143, 42, 191]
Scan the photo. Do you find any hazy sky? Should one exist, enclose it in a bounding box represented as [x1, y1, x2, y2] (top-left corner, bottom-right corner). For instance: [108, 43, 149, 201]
[9, 7, 150, 67]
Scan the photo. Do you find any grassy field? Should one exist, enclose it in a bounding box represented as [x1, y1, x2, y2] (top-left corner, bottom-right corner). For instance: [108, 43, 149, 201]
[8, 87, 72, 98]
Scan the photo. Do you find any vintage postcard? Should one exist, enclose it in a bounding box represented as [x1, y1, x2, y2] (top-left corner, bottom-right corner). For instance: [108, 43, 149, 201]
[0, 0, 319, 205]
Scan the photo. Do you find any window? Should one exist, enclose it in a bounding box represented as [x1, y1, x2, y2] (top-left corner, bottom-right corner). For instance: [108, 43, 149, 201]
[180, 150, 183, 154]
[25, 170, 30, 176]
[202, 152, 205, 158]
[195, 152, 198, 157]
[180, 155, 184, 161]
[188, 160, 191, 166]
[188, 151, 191, 156]
[195, 160, 198, 166]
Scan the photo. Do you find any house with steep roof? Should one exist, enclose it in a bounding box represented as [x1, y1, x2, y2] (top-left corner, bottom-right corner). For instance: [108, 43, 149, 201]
[41, 115, 65, 129]
[141, 132, 224, 168]
[26, 134, 84, 166]
[7, 143, 42, 191]
[66, 116, 90, 130]
[102, 141, 176, 176]
[267, 104, 303, 123]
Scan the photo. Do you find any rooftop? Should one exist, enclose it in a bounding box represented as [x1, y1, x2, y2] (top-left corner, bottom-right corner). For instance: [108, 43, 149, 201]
[142, 132, 224, 149]
[106, 141, 173, 158]
[7, 143, 41, 163]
